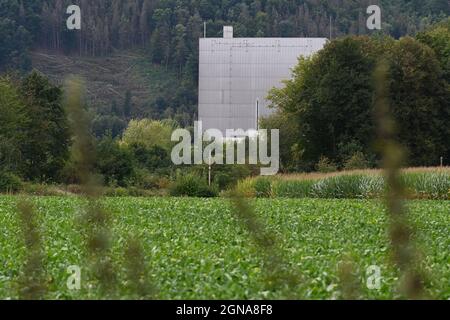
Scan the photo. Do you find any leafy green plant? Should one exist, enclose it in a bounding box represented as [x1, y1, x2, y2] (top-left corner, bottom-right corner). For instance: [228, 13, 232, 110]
[16, 200, 46, 300]
[235, 177, 256, 198]
[0, 172, 22, 193]
[104, 187, 129, 197]
[402, 172, 450, 200]
[0, 196, 448, 299]
[21, 183, 63, 196]
[311, 175, 365, 199]
[229, 193, 301, 299]
[344, 152, 370, 170]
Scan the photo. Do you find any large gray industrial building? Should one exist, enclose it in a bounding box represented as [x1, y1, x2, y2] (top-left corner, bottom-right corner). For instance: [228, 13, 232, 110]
[198, 26, 327, 135]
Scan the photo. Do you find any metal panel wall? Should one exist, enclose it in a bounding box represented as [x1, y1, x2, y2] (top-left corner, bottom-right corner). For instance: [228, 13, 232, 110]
[199, 37, 327, 134]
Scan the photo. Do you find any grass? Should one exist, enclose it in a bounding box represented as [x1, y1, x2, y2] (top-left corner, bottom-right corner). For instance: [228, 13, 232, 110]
[0, 196, 448, 299]
[279, 167, 450, 181]
[237, 167, 450, 200]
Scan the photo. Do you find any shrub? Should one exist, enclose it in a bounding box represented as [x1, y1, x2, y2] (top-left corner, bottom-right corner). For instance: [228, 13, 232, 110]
[234, 170, 449, 200]
[0, 172, 23, 193]
[132, 169, 159, 190]
[253, 177, 273, 198]
[214, 172, 234, 190]
[104, 187, 129, 197]
[156, 177, 171, 190]
[402, 172, 450, 200]
[169, 174, 218, 198]
[344, 152, 370, 170]
[126, 186, 156, 197]
[272, 180, 314, 198]
[213, 165, 254, 190]
[21, 183, 65, 196]
[96, 135, 135, 187]
[130, 143, 172, 171]
[311, 175, 365, 199]
[315, 156, 338, 173]
[102, 187, 157, 197]
[235, 177, 256, 198]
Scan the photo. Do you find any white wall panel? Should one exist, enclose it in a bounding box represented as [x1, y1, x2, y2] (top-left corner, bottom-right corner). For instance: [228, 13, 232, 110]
[199, 37, 327, 133]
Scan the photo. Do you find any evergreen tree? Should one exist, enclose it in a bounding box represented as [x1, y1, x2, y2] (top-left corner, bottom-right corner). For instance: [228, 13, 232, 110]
[0, 77, 28, 173]
[123, 90, 132, 119]
[387, 37, 450, 166]
[20, 71, 70, 181]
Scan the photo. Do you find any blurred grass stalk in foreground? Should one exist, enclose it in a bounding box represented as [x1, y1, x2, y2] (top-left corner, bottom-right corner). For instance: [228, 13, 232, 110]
[16, 199, 46, 300]
[65, 77, 117, 296]
[124, 236, 156, 299]
[64, 77, 155, 298]
[374, 61, 425, 299]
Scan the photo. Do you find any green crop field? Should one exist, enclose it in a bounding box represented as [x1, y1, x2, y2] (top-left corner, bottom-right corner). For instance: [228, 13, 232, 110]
[0, 196, 448, 300]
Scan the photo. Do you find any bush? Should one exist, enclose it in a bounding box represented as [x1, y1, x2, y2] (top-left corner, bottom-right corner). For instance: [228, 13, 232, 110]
[233, 170, 449, 200]
[272, 180, 314, 198]
[156, 177, 171, 189]
[214, 172, 233, 190]
[21, 183, 64, 196]
[130, 168, 172, 191]
[0, 172, 23, 193]
[253, 177, 273, 198]
[402, 172, 450, 200]
[344, 152, 370, 170]
[358, 175, 385, 198]
[130, 143, 172, 171]
[104, 187, 129, 197]
[315, 156, 337, 173]
[311, 175, 365, 199]
[235, 177, 256, 198]
[96, 135, 135, 187]
[102, 186, 158, 197]
[169, 174, 218, 198]
[66, 184, 83, 194]
[132, 169, 159, 190]
[213, 165, 254, 190]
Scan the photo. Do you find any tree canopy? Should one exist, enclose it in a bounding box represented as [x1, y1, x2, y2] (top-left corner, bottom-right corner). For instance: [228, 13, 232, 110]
[267, 31, 450, 170]
[120, 118, 178, 151]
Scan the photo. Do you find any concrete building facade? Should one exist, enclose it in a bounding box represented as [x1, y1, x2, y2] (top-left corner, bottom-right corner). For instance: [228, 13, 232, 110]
[198, 26, 327, 134]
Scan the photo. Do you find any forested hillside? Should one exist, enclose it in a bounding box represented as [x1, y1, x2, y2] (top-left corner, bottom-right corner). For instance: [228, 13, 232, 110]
[30, 50, 194, 132]
[1, 1, 448, 126]
[2, 1, 449, 68]
[0, 1, 449, 189]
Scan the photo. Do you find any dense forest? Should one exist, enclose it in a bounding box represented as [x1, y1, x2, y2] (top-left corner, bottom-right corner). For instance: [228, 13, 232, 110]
[0, 1, 449, 191]
[265, 19, 450, 170]
[1, 0, 448, 125]
[1, 0, 449, 68]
